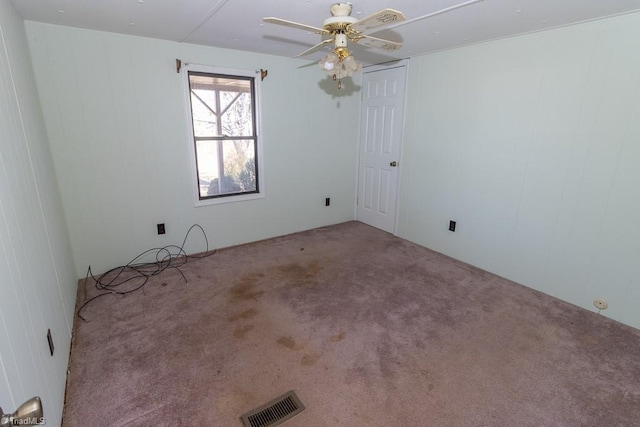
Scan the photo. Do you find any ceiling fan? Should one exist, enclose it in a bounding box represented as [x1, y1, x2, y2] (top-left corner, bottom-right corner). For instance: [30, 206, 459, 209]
[263, 1, 484, 88]
[264, 2, 404, 88]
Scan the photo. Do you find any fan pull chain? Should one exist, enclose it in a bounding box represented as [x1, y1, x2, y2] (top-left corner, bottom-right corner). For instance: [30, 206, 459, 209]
[331, 73, 342, 89]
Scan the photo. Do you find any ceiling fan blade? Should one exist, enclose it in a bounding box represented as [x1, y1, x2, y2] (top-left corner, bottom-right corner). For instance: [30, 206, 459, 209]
[352, 34, 402, 51]
[297, 39, 334, 57]
[385, 0, 484, 30]
[348, 8, 406, 33]
[263, 17, 329, 35]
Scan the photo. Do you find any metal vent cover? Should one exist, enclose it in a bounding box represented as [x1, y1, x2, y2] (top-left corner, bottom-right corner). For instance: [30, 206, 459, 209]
[240, 390, 305, 427]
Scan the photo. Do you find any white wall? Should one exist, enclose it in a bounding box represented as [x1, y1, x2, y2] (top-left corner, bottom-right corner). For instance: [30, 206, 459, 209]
[25, 23, 360, 277]
[398, 12, 640, 329]
[0, 0, 77, 424]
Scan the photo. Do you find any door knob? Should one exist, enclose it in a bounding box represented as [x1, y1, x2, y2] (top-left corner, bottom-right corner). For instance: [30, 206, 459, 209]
[389, 161, 398, 167]
[1, 396, 43, 427]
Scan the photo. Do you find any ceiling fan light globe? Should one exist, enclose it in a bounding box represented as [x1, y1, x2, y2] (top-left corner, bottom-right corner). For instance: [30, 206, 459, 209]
[343, 55, 359, 71]
[321, 61, 335, 71]
[320, 52, 340, 74]
[335, 64, 349, 79]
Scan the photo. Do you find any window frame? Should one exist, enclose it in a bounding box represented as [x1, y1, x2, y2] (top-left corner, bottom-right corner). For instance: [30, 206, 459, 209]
[183, 63, 265, 206]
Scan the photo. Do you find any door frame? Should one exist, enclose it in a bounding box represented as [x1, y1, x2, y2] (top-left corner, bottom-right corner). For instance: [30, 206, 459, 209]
[354, 59, 409, 235]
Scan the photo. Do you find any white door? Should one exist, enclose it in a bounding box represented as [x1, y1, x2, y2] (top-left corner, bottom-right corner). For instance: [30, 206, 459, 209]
[357, 62, 407, 233]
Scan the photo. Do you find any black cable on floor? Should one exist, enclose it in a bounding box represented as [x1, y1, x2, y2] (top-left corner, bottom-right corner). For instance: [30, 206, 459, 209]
[77, 224, 215, 321]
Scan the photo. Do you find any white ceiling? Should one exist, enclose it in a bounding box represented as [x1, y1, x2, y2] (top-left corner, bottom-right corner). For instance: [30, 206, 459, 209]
[10, 0, 640, 65]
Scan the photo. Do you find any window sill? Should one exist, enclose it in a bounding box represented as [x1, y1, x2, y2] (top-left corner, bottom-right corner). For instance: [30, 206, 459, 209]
[194, 191, 265, 207]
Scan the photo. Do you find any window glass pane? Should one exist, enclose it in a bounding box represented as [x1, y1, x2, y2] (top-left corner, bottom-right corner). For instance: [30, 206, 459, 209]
[189, 73, 253, 138]
[222, 139, 256, 193]
[195, 140, 219, 198]
[221, 92, 253, 137]
[191, 92, 218, 137]
[198, 138, 256, 198]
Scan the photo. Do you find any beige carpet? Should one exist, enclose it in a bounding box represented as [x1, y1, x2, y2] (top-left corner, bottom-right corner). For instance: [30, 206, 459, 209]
[63, 221, 640, 426]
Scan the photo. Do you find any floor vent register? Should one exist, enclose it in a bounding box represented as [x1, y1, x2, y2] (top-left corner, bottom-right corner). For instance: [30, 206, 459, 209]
[240, 390, 305, 427]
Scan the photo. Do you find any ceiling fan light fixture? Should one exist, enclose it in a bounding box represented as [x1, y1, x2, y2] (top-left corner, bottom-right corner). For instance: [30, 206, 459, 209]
[319, 48, 361, 88]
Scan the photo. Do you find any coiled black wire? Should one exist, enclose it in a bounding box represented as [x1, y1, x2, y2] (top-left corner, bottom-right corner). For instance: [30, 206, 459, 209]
[77, 224, 215, 321]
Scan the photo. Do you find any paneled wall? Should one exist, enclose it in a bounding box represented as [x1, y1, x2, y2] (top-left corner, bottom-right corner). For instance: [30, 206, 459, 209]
[399, 12, 640, 329]
[0, 0, 77, 424]
[25, 23, 360, 277]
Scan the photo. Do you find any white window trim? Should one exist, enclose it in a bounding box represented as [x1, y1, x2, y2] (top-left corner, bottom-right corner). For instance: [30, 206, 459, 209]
[182, 63, 265, 207]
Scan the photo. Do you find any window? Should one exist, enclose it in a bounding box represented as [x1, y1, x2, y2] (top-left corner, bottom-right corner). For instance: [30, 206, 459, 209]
[184, 65, 262, 204]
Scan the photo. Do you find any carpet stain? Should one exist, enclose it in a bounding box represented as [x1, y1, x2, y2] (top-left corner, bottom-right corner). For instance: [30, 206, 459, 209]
[228, 308, 259, 322]
[301, 352, 318, 366]
[277, 336, 304, 351]
[420, 369, 429, 377]
[177, 299, 190, 310]
[233, 325, 254, 338]
[228, 274, 265, 302]
[353, 411, 373, 423]
[331, 332, 346, 342]
[428, 384, 435, 392]
[524, 329, 544, 342]
[275, 261, 322, 288]
[581, 334, 599, 345]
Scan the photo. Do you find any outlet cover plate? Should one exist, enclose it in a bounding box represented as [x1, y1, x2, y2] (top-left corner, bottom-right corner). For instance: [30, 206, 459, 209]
[593, 298, 608, 310]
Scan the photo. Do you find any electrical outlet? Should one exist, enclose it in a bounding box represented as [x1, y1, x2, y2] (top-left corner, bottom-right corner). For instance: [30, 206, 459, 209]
[593, 298, 608, 310]
[325, 197, 330, 207]
[157, 223, 166, 235]
[449, 220, 456, 232]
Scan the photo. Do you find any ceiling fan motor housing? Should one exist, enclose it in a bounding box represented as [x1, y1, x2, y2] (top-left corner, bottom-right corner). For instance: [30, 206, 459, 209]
[334, 33, 348, 47]
[323, 16, 358, 33]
